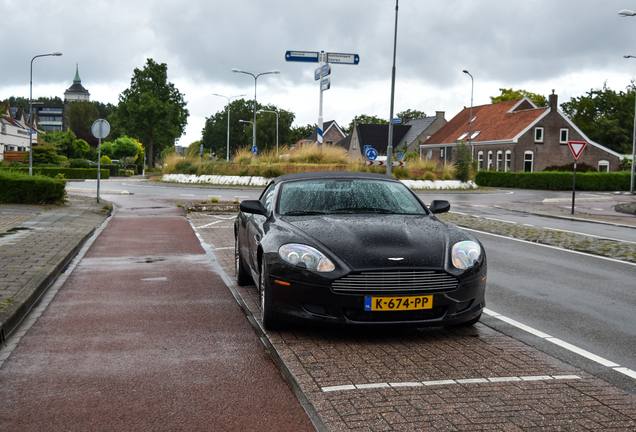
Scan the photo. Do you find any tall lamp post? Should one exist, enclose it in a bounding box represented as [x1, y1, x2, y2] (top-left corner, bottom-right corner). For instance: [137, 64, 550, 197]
[257, 109, 279, 156]
[212, 93, 245, 161]
[29, 52, 62, 176]
[463, 70, 474, 159]
[620, 8, 636, 193]
[231, 68, 280, 152]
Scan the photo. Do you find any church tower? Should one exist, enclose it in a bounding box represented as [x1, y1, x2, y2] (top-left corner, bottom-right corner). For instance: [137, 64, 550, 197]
[64, 64, 90, 102]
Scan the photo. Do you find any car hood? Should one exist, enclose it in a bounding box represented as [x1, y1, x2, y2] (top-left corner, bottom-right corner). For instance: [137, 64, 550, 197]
[284, 214, 454, 270]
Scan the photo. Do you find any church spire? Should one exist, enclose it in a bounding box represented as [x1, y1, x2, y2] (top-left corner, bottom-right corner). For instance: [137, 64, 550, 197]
[73, 64, 81, 84]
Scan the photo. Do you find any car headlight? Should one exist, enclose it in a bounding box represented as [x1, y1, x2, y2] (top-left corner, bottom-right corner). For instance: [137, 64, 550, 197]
[278, 244, 335, 272]
[452, 241, 481, 269]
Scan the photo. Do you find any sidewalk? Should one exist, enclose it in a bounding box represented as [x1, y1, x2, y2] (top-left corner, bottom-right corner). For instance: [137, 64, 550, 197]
[0, 195, 110, 341]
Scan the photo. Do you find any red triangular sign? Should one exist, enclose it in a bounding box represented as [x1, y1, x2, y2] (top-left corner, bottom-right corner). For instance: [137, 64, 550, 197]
[568, 141, 587, 160]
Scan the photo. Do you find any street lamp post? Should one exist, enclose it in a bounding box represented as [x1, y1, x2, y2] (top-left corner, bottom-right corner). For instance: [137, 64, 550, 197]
[463, 70, 474, 159]
[257, 109, 279, 156]
[29, 52, 62, 176]
[231, 68, 280, 152]
[620, 7, 636, 193]
[623, 55, 636, 194]
[212, 93, 245, 161]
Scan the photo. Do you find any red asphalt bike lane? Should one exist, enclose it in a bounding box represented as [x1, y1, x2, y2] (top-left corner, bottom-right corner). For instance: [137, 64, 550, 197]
[0, 195, 314, 431]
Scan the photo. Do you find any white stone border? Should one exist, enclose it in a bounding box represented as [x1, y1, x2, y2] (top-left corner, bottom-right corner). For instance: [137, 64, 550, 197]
[161, 174, 477, 190]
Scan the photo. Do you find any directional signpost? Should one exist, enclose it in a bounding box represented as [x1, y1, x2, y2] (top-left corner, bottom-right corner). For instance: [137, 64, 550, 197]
[568, 140, 588, 214]
[286, 49, 360, 149]
[365, 147, 378, 161]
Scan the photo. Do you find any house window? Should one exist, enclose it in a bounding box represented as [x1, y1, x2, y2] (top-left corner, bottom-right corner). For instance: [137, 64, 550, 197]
[458, 132, 469, 141]
[560, 128, 569, 144]
[534, 127, 544, 143]
[496, 151, 503, 171]
[477, 151, 484, 170]
[505, 150, 512, 172]
[471, 131, 481, 139]
[487, 151, 493, 170]
[598, 160, 609, 172]
[524, 151, 534, 172]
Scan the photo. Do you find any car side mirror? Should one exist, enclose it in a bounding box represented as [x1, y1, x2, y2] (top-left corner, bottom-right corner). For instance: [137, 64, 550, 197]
[429, 200, 451, 214]
[239, 200, 267, 216]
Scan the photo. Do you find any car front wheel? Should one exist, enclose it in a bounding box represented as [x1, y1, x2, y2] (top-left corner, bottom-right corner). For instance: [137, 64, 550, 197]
[235, 237, 252, 286]
[259, 260, 280, 330]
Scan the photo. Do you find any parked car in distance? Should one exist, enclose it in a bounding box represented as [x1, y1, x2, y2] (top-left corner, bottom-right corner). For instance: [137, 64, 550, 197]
[235, 171, 487, 330]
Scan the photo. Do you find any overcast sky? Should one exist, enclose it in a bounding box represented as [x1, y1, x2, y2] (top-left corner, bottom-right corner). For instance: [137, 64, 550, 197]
[3, 0, 636, 146]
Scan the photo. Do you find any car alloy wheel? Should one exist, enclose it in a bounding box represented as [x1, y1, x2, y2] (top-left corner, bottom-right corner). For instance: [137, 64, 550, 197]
[235, 237, 251, 286]
[259, 260, 279, 330]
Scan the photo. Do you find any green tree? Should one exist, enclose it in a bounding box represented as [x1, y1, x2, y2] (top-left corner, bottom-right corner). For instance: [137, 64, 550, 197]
[396, 109, 427, 120]
[490, 88, 547, 107]
[113, 137, 140, 160]
[114, 58, 189, 168]
[453, 141, 474, 182]
[290, 123, 317, 141]
[67, 101, 100, 146]
[561, 82, 634, 154]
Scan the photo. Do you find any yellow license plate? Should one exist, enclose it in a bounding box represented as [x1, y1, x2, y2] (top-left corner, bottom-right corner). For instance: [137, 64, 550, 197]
[364, 295, 433, 311]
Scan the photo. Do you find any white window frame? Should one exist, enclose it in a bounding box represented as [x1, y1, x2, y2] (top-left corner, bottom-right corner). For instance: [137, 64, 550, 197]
[560, 128, 569, 144]
[505, 150, 512, 172]
[524, 151, 534, 172]
[487, 151, 493, 170]
[598, 160, 610, 172]
[496, 151, 503, 171]
[477, 151, 484, 170]
[534, 127, 544, 143]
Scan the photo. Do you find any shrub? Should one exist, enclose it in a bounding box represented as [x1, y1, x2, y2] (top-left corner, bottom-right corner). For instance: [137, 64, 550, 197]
[262, 166, 284, 178]
[475, 170, 631, 191]
[69, 159, 91, 168]
[422, 171, 437, 181]
[543, 162, 597, 173]
[0, 170, 66, 204]
[100, 155, 112, 165]
[453, 141, 473, 182]
[176, 161, 197, 174]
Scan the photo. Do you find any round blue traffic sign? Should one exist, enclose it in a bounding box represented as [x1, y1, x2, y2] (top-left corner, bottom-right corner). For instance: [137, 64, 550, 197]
[365, 147, 378, 161]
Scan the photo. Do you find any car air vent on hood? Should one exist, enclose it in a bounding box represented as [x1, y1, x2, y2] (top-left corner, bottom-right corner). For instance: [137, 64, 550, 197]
[332, 270, 459, 294]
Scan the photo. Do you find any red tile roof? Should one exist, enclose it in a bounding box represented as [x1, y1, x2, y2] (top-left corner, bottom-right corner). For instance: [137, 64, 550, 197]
[424, 98, 547, 145]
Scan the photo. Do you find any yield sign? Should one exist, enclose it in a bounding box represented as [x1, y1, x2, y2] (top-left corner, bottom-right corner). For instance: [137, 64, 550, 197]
[568, 140, 587, 160]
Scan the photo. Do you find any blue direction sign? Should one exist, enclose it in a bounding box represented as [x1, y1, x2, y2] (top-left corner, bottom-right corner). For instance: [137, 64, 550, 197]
[285, 51, 320, 63]
[326, 52, 360, 65]
[251, 145, 258, 155]
[314, 64, 331, 80]
[365, 147, 378, 161]
[397, 152, 405, 161]
[391, 118, 402, 124]
[321, 77, 331, 91]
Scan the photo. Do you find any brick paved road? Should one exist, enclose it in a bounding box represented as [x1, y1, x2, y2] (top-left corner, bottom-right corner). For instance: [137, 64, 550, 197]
[189, 211, 636, 431]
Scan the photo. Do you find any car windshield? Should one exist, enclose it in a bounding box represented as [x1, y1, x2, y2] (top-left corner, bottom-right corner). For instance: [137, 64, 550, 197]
[277, 179, 428, 216]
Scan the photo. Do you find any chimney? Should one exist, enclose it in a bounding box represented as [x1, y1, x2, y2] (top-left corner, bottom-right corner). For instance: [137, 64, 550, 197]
[549, 89, 558, 112]
[436, 111, 445, 120]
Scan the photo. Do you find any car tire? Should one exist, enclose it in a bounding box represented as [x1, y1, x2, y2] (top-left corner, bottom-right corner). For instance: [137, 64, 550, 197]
[259, 260, 280, 330]
[235, 237, 252, 286]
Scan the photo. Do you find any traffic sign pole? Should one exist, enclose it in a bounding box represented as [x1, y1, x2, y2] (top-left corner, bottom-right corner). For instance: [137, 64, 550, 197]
[567, 141, 587, 215]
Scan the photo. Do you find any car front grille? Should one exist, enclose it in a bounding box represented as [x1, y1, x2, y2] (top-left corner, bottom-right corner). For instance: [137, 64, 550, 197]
[331, 270, 459, 295]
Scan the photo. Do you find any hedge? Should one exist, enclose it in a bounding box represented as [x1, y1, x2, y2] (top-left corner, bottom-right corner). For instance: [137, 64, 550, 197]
[0, 167, 109, 180]
[475, 170, 631, 191]
[0, 170, 66, 204]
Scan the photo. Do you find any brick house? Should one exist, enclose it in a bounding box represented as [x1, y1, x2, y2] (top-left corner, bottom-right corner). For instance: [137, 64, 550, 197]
[422, 93, 623, 172]
[296, 120, 347, 148]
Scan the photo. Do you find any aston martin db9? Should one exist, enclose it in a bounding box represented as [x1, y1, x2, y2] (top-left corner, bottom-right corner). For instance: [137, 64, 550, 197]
[234, 171, 486, 330]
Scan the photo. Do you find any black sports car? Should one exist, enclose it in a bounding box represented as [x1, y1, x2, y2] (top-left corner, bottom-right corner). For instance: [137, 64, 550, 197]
[234, 171, 486, 330]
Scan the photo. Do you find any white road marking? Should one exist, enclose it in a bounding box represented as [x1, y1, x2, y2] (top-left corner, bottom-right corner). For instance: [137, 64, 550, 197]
[180, 194, 194, 196]
[141, 277, 168, 281]
[464, 228, 636, 268]
[321, 375, 581, 393]
[485, 217, 517, 224]
[484, 308, 636, 381]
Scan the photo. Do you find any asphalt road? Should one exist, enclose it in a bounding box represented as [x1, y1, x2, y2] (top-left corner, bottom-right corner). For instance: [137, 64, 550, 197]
[475, 229, 636, 394]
